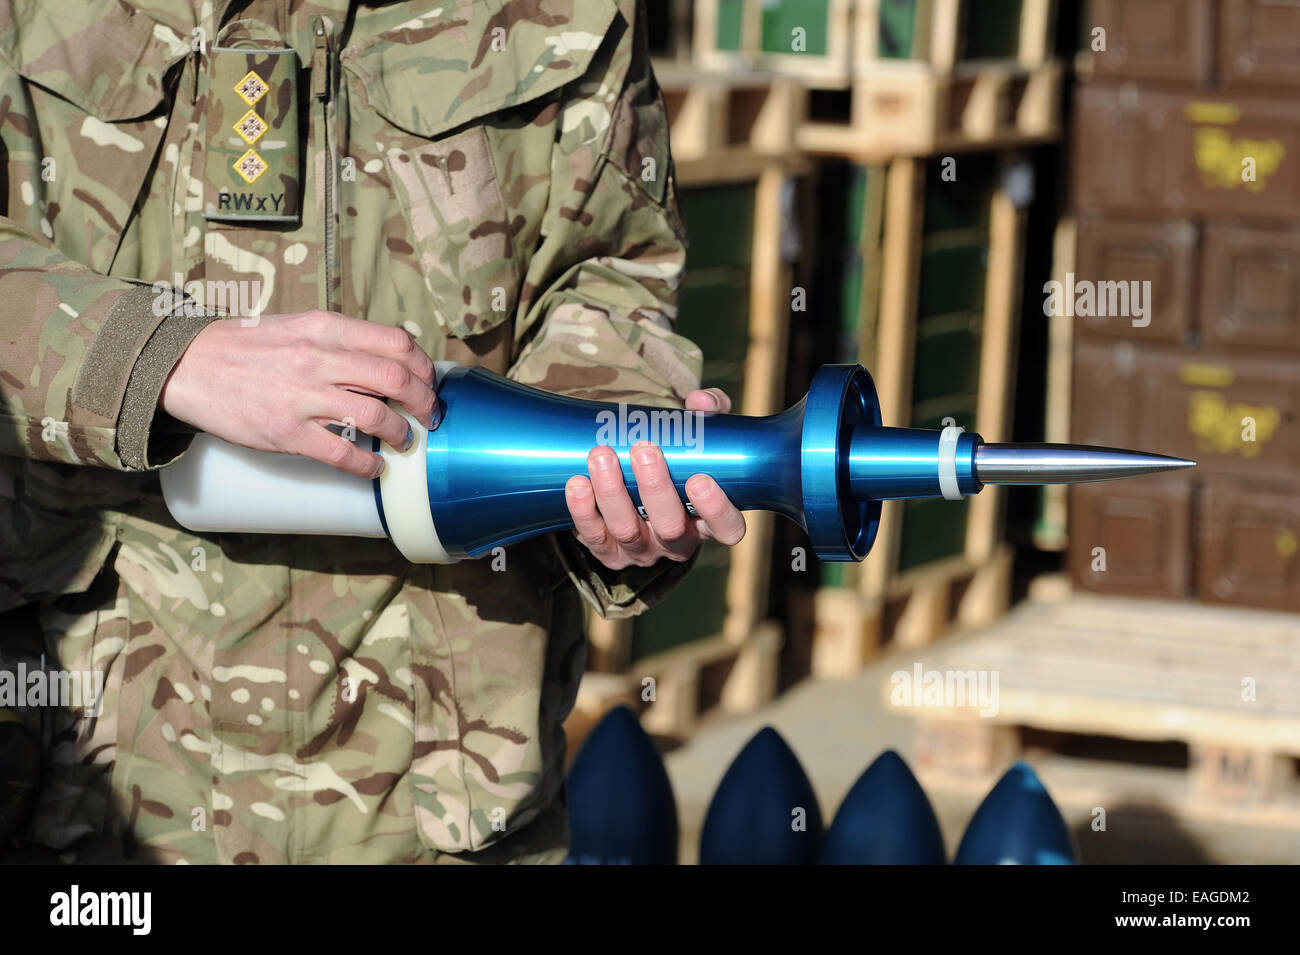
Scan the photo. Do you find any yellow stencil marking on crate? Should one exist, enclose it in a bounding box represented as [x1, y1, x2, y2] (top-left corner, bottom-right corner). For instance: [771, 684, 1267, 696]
[1185, 102, 1242, 125]
[1187, 393, 1280, 457]
[235, 70, 270, 107]
[1193, 128, 1284, 192]
[233, 149, 268, 184]
[234, 109, 268, 145]
[1278, 532, 1298, 559]
[1179, 363, 1235, 387]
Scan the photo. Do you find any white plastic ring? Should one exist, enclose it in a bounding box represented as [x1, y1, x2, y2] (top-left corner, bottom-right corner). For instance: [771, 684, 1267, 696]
[379, 406, 452, 562]
[938, 425, 965, 501]
[377, 363, 460, 563]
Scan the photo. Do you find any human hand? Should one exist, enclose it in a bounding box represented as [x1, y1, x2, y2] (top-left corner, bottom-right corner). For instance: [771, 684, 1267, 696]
[160, 311, 436, 478]
[564, 388, 747, 570]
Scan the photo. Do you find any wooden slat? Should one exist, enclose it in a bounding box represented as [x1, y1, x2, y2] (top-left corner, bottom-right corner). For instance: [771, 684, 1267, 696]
[966, 170, 1027, 566]
[854, 161, 889, 368]
[674, 152, 811, 189]
[739, 165, 790, 419]
[928, 0, 963, 72]
[811, 587, 882, 677]
[1035, 216, 1076, 550]
[585, 614, 633, 673]
[976, 622, 1300, 665]
[725, 164, 791, 640]
[891, 594, 1300, 753]
[1032, 594, 1300, 645]
[640, 622, 784, 736]
[1018, 0, 1057, 68]
[796, 61, 1064, 161]
[859, 157, 925, 602]
[691, 0, 728, 72]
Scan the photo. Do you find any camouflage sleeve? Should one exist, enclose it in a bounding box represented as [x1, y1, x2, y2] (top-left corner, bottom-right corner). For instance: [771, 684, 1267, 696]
[0, 216, 216, 470]
[509, 1, 702, 619]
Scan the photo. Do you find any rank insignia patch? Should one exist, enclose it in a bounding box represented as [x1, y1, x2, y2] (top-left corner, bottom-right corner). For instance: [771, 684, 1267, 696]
[234, 109, 268, 145]
[205, 44, 301, 223]
[235, 70, 270, 106]
[233, 149, 269, 184]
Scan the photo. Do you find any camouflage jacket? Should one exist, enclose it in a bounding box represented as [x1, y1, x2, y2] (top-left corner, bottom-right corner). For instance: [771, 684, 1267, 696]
[0, 0, 701, 863]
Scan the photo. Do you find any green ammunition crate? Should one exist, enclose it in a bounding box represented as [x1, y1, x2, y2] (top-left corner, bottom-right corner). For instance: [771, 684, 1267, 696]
[874, 0, 1024, 63]
[912, 393, 979, 433]
[715, 0, 745, 51]
[922, 154, 995, 232]
[713, 0, 834, 57]
[760, 0, 832, 56]
[895, 155, 997, 570]
[961, 0, 1023, 60]
[916, 239, 988, 318]
[877, 0, 922, 59]
[832, 163, 887, 363]
[897, 497, 972, 570]
[678, 271, 752, 366]
[679, 181, 756, 271]
[911, 311, 983, 405]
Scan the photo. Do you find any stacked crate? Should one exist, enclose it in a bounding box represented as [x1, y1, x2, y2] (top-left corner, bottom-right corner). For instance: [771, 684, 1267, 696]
[744, 1, 1068, 673]
[808, 150, 1034, 675]
[694, 0, 1063, 159]
[1068, 0, 1300, 612]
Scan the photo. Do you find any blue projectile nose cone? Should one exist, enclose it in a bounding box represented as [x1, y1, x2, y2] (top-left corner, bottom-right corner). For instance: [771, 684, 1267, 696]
[954, 762, 1077, 865]
[699, 727, 822, 865]
[819, 750, 947, 864]
[565, 706, 678, 865]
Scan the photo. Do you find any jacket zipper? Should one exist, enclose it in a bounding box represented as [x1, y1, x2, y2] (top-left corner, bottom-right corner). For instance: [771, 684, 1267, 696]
[313, 18, 336, 310]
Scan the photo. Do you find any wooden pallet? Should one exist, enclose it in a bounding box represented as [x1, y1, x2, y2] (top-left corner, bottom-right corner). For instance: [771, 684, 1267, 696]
[694, 0, 1058, 87]
[797, 59, 1063, 160]
[812, 543, 1014, 676]
[658, 65, 805, 166]
[565, 621, 784, 756]
[895, 591, 1300, 813]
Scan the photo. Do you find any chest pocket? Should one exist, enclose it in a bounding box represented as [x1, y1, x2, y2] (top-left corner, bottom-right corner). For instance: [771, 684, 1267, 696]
[340, 0, 617, 343]
[0, 0, 188, 273]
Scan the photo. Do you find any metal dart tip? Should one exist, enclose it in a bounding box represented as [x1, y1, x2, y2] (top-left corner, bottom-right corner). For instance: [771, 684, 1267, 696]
[973, 443, 1197, 486]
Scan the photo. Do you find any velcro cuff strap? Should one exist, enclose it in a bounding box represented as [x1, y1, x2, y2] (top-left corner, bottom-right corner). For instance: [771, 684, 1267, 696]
[71, 284, 170, 420]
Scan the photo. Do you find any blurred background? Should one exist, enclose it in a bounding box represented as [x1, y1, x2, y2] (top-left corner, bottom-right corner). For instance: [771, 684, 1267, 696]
[564, 0, 1300, 864]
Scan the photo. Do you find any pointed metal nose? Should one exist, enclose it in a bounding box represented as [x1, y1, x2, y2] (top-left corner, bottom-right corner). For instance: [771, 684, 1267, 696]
[973, 443, 1197, 485]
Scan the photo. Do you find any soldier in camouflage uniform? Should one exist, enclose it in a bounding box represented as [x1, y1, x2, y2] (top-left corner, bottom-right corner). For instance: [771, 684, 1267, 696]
[0, 0, 746, 863]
